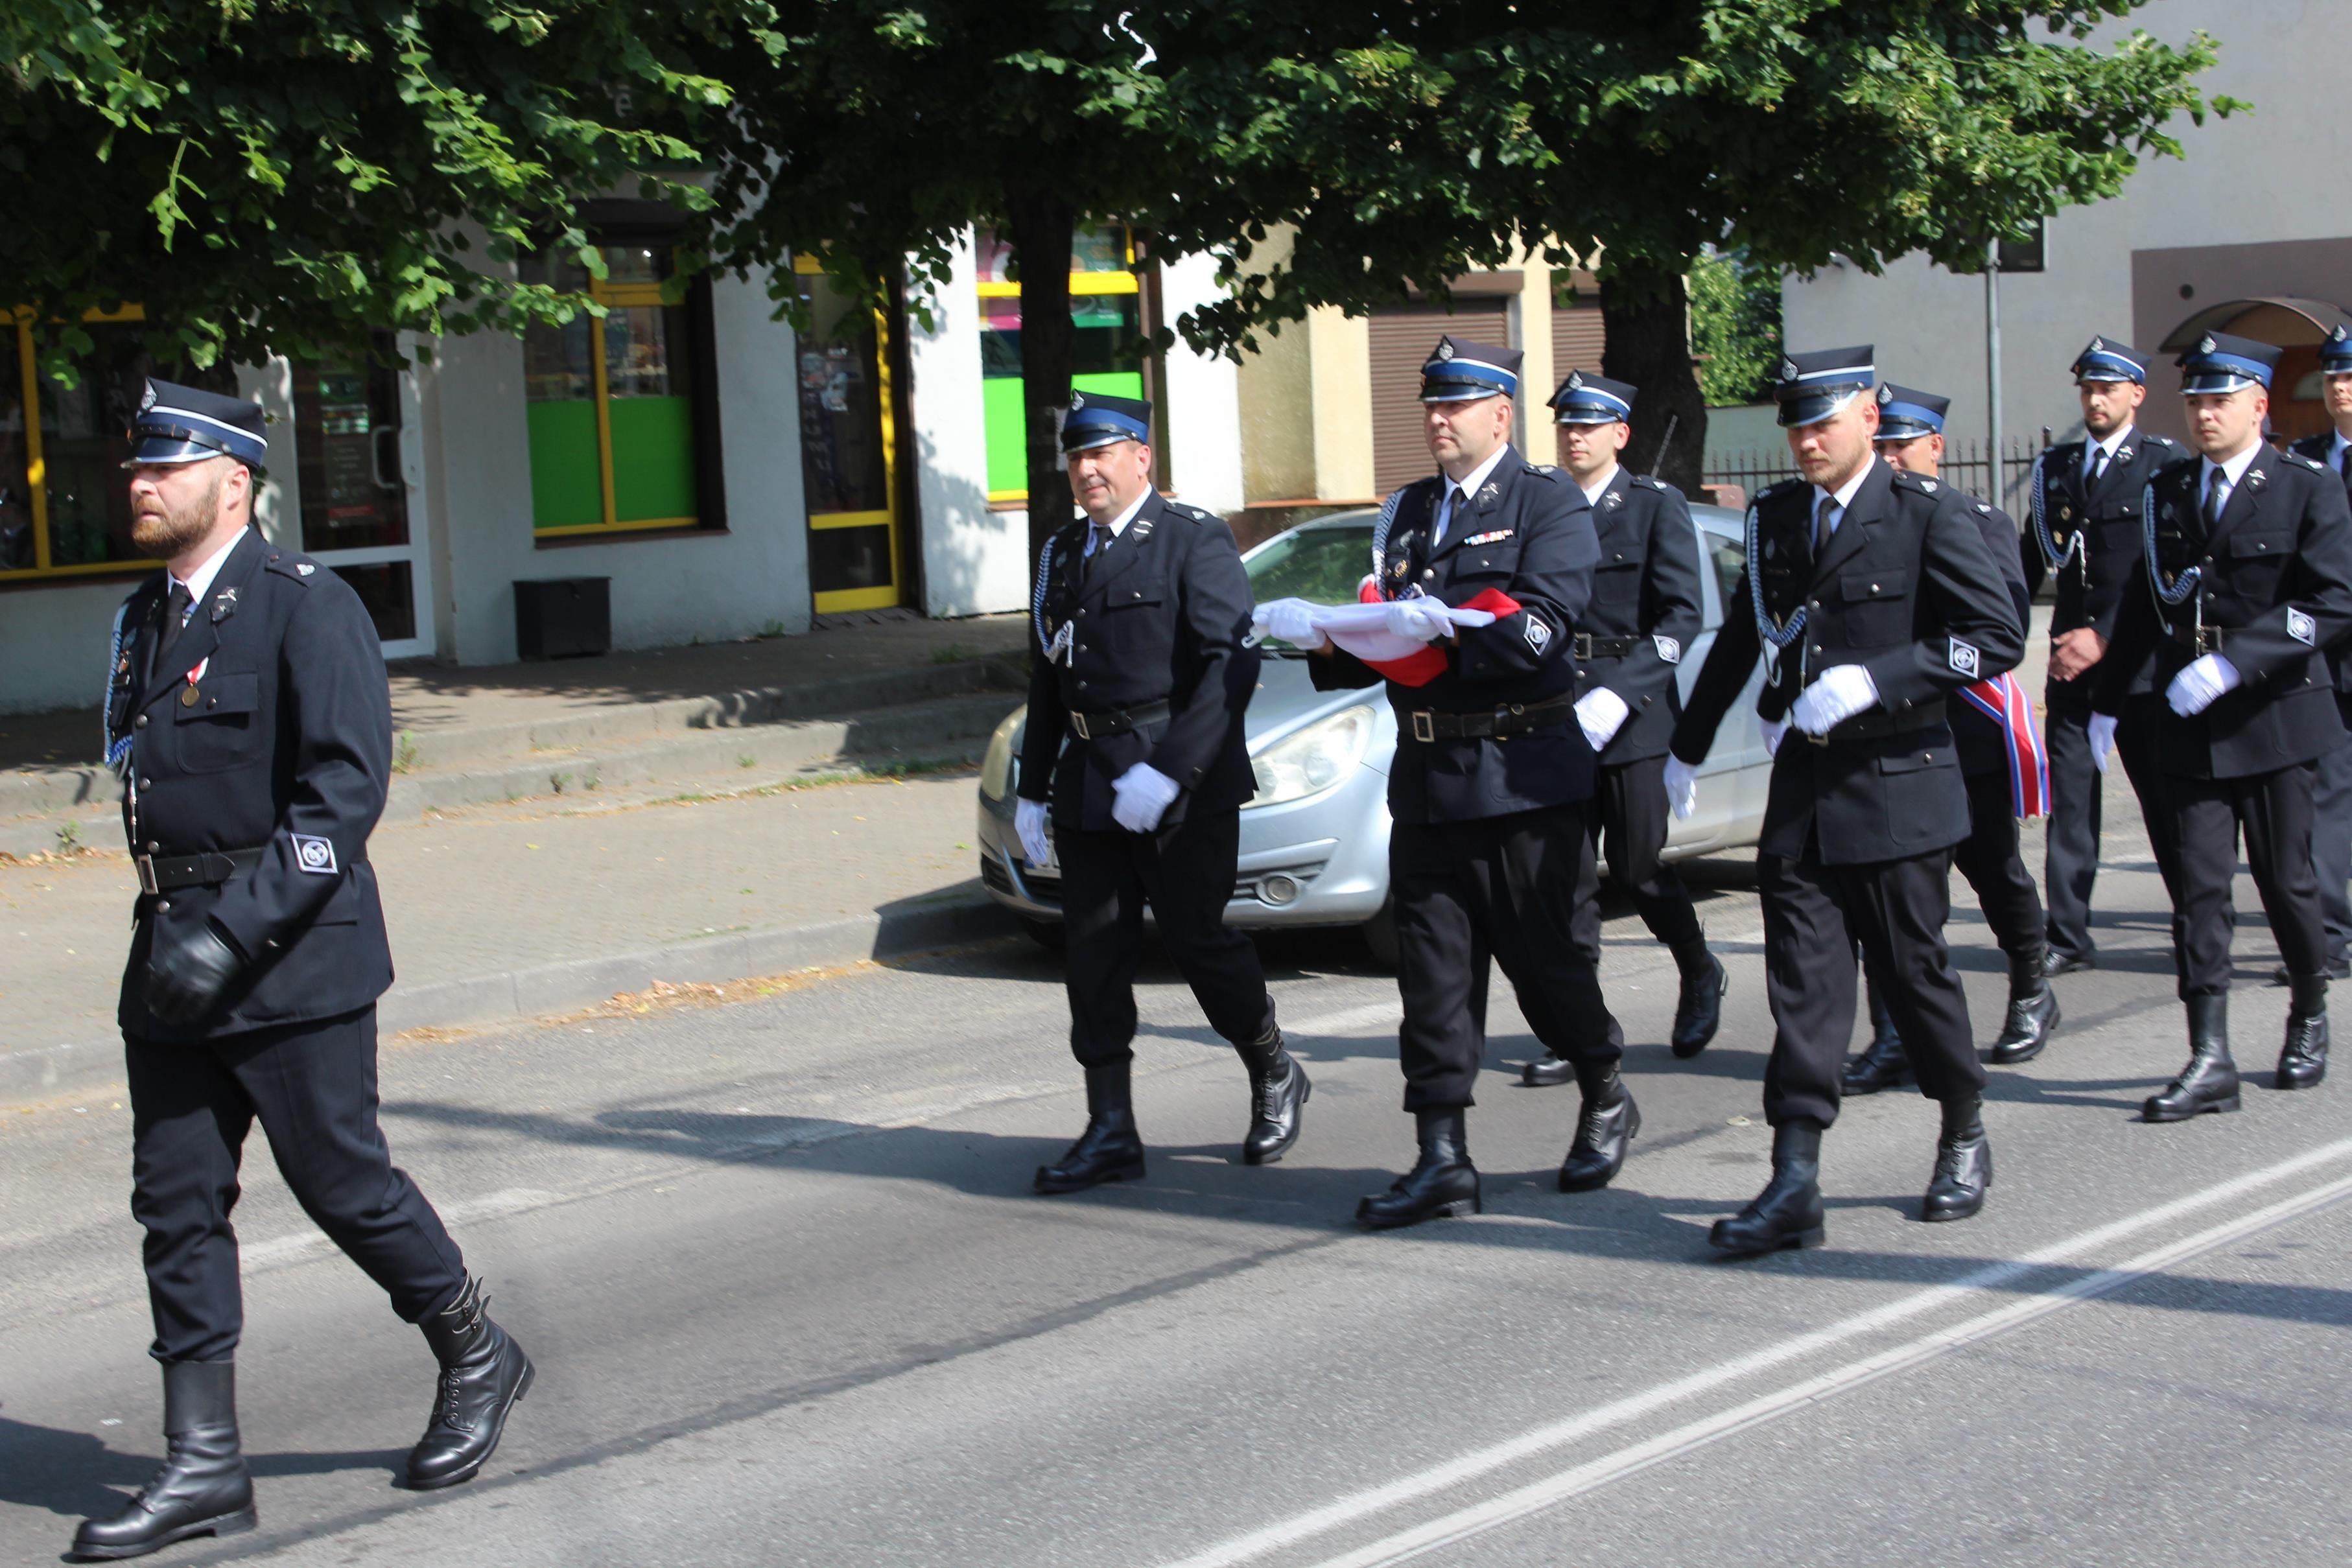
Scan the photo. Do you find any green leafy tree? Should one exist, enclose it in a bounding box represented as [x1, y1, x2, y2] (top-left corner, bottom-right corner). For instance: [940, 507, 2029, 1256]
[1, 0, 751, 378]
[1688, 248, 1784, 408]
[1140, 3, 2240, 493]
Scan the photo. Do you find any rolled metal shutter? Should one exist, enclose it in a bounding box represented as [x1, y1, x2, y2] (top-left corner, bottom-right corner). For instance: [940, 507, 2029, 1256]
[1550, 305, 1606, 383]
[1369, 303, 1511, 498]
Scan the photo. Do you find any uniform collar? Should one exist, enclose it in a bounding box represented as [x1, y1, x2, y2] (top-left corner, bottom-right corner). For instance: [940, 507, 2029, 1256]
[2200, 439, 2261, 493]
[2087, 424, 2133, 466]
[1811, 459, 1872, 521]
[1576, 462, 1622, 508]
[171, 526, 248, 605]
[1443, 444, 1512, 510]
[2332, 429, 2351, 464]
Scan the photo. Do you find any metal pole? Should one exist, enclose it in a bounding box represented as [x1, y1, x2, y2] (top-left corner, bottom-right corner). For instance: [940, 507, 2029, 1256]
[1985, 239, 2005, 507]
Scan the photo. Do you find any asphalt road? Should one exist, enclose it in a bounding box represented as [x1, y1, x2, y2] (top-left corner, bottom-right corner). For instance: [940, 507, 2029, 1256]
[5, 834, 2348, 1567]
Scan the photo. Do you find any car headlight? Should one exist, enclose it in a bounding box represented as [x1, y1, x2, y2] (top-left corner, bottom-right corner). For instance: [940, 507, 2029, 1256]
[979, 707, 1024, 802]
[1249, 703, 1376, 808]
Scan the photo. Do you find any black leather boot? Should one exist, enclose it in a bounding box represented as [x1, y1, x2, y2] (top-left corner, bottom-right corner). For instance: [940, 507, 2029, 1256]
[2145, 994, 2240, 1121]
[1987, 947, 2062, 1065]
[1841, 987, 1910, 1095]
[69, 1359, 254, 1561]
[1922, 1096, 1992, 1223]
[2278, 975, 2330, 1090]
[1035, 1062, 1147, 1193]
[1670, 941, 1728, 1058]
[406, 1277, 534, 1490]
[1357, 1109, 1481, 1229]
[1710, 1119, 1827, 1255]
[1235, 1018, 1311, 1165]
[1519, 1051, 1577, 1088]
[1558, 1068, 1641, 1192]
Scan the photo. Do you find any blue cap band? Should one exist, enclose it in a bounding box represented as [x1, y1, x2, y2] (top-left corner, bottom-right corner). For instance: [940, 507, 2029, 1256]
[1876, 399, 1944, 439]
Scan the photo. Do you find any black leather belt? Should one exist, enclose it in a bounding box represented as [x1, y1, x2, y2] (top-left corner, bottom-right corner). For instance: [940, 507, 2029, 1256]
[1799, 705, 1946, 747]
[1068, 699, 1171, 741]
[1405, 694, 1575, 743]
[135, 847, 265, 896]
[2168, 622, 2227, 655]
[1574, 634, 1638, 659]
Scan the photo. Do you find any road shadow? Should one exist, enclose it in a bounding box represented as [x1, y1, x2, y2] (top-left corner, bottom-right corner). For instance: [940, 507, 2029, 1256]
[0, 1412, 401, 1522]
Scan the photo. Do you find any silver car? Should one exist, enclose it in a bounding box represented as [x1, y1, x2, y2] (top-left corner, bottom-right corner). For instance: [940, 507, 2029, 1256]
[974, 504, 1774, 959]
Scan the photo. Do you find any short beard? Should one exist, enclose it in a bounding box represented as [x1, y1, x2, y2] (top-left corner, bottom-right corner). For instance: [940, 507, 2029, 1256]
[2082, 406, 2123, 439]
[130, 467, 226, 559]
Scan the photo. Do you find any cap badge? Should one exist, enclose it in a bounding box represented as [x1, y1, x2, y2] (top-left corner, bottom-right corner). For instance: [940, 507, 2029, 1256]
[138, 380, 158, 415]
[1437, 340, 1456, 361]
[1876, 384, 1892, 405]
[2198, 335, 2217, 355]
[1070, 392, 1086, 409]
[1779, 357, 1798, 381]
[2089, 336, 2105, 353]
[1566, 371, 1582, 390]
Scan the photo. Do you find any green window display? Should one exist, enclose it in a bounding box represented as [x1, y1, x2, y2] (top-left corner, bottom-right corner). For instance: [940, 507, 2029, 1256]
[976, 227, 1147, 502]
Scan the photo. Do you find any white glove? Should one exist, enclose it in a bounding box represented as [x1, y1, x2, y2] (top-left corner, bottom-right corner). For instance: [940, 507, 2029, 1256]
[1760, 718, 1788, 758]
[1111, 762, 1181, 834]
[2166, 652, 2242, 717]
[1574, 688, 1630, 753]
[1015, 799, 1053, 866]
[1381, 597, 1454, 643]
[1663, 755, 1699, 821]
[2087, 712, 2118, 775]
[1789, 664, 1881, 736]
[1260, 598, 1328, 650]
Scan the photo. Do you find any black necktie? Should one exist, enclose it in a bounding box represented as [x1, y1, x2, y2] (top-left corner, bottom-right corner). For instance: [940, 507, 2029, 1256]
[2087, 446, 2108, 487]
[1813, 495, 1837, 557]
[154, 583, 193, 669]
[2203, 467, 2227, 530]
[1083, 522, 1112, 584]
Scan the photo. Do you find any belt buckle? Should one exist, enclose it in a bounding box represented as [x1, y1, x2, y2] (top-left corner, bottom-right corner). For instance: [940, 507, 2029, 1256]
[1573, 633, 1593, 661]
[135, 854, 160, 896]
[1410, 711, 1435, 744]
[1069, 710, 1092, 741]
[1805, 729, 1830, 747]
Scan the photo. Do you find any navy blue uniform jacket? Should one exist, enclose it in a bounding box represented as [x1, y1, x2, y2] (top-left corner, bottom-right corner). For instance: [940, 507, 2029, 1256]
[1018, 491, 1260, 831]
[1310, 451, 1601, 823]
[109, 526, 395, 1040]
[1577, 469, 1705, 767]
[2095, 446, 2352, 778]
[1671, 460, 2025, 865]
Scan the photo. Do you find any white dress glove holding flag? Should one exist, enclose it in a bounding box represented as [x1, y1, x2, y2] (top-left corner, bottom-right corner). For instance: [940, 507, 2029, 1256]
[1789, 664, 1880, 736]
[2165, 652, 2241, 716]
[1111, 762, 1181, 834]
[1258, 598, 1327, 649]
[1015, 799, 1053, 865]
[1662, 755, 1700, 821]
[1381, 596, 1457, 644]
[1574, 688, 1630, 753]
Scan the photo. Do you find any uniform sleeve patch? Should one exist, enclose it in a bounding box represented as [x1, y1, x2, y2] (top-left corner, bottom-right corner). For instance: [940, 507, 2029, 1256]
[1949, 638, 1981, 677]
[292, 834, 339, 875]
[1654, 634, 1682, 664]
[2290, 609, 2318, 646]
[1525, 617, 1551, 653]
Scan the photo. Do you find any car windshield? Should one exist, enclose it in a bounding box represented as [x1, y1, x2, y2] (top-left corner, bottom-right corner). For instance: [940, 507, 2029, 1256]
[1244, 523, 1376, 654]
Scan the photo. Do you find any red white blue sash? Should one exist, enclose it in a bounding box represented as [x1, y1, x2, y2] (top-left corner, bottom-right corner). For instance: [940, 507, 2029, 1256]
[1957, 672, 2049, 819]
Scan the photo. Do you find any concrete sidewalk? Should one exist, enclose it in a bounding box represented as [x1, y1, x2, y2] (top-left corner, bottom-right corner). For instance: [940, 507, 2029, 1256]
[0, 611, 1033, 856]
[0, 764, 1020, 1106]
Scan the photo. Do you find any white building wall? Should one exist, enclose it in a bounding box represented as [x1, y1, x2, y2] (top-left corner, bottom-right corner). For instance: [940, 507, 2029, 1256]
[908, 235, 1024, 618]
[1782, 1, 2349, 506]
[419, 268, 810, 666]
[1158, 251, 1246, 517]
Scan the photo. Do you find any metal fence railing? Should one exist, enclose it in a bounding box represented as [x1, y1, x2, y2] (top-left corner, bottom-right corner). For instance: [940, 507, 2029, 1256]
[1702, 438, 2043, 516]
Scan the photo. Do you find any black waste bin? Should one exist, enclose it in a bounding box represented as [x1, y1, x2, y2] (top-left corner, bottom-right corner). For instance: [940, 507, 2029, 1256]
[513, 577, 612, 661]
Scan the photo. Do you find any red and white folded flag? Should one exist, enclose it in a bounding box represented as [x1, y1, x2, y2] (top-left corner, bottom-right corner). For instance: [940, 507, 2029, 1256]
[1251, 588, 1518, 687]
[1957, 671, 2051, 819]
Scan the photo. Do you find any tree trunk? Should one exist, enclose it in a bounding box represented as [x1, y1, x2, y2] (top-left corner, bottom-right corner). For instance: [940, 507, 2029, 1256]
[1004, 189, 1076, 565]
[1599, 264, 1708, 497]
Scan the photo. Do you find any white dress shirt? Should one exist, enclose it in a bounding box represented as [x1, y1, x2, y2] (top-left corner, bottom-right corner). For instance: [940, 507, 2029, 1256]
[2329, 430, 2351, 476]
[168, 527, 246, 620]
[1808, 459, 1876, 541]
[1432, 443, 1513, 545]
[1082, 488, 1152, 556]
[2198, 440, 2262, 521]
[1577, 463, 1622, 508]
[2082, 424, 2133, 486]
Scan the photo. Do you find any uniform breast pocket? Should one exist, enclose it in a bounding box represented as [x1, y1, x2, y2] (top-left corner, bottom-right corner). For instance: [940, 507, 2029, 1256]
[170, 671, 263, 775]
[2227, 529, 2293, 585]
[1452, 543, 1523, 586]
[1591, 552, 1643, 605]
[1838, 568, 1911, 644]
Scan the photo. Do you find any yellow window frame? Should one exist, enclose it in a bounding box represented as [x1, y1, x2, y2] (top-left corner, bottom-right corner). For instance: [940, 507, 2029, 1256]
[533, 261, 700, 538]
[792, 256, 906, 614]
[1, 305, 161, 583]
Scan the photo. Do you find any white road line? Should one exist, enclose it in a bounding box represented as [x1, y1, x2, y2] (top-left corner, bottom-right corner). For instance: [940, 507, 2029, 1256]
[1160, 1134, 2352, 1568]
[238, 1188, 558, 1270]
[1318, 1168, 2352, 1568]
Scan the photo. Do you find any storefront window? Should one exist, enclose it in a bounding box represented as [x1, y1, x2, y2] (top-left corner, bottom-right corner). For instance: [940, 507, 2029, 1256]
[1, 311, 161, 581]
[975, 225, 1148, 502]
[292, 340, 417, 641]
[521, 245, 701, 535]
[795, 261, 903, 613]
